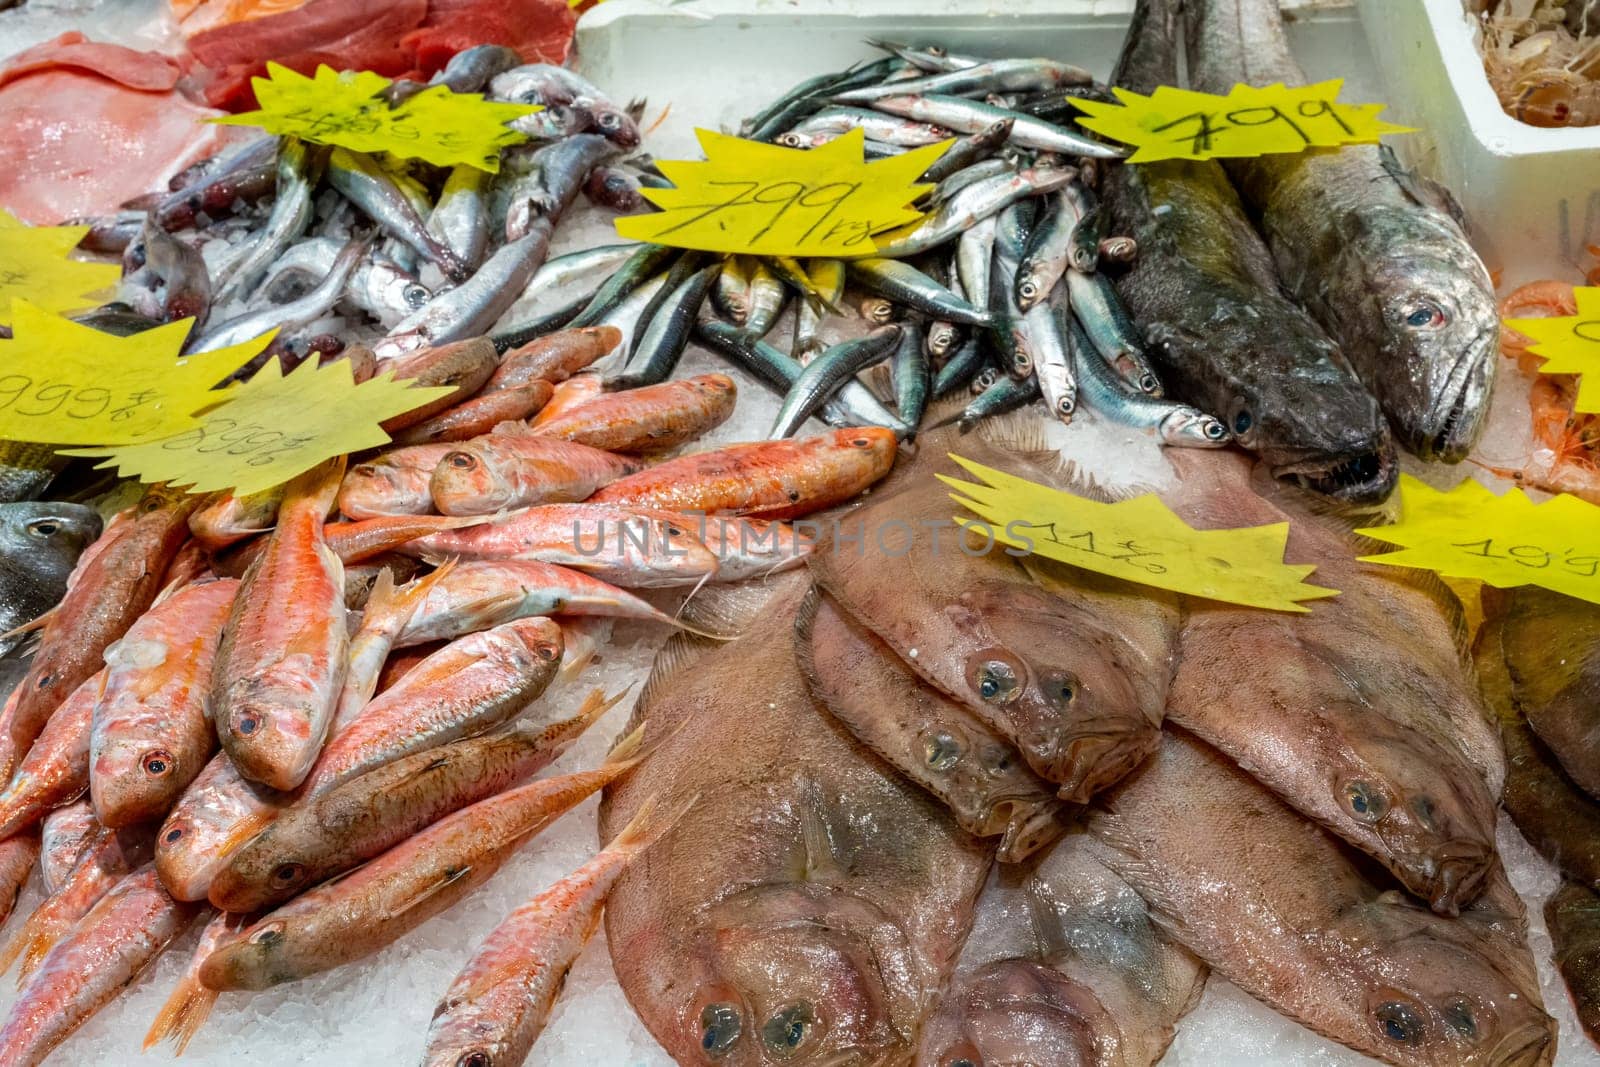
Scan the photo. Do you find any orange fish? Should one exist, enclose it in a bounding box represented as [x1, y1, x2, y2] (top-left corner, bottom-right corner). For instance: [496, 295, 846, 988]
[429, 428, 640, 515]
[485, 326, 621, 393]
[531, 373, 737, 453]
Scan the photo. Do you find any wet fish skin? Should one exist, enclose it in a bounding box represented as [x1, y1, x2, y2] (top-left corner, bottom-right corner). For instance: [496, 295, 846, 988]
[568, 244, 678, 329]
[837, 57, 1092, 104]
[1066, 314, 1229, 448]
[0, 444, 64, 506]
[1086, 728, 1555, 1067]
[1186, 0, 1498, 462]
[600, 574, 991, 1067]
[866, 92, 1127, 159]
[607, 263, 721, 390]
[741, 258, 786, 341]
[918, 118, 1014, 183]
[1, 487, 195, 781]
[1500, 587, 1600, 800]
[0, 501, 100, 657]
[0, 835, 36, 930]
[211, 460, 348, 791]
[123, 217, 213, 326]
[430, 430, 641, 515]
[213, 138, 322, 305]
[190, 486, 285, 551]
[380, 336, 500, 433]
[213, 688, 609, 915]
[427, 165, 492, 272]
[584, 165, 648, 212]
[90, 580, 237, 828]
[917, 832, 1206, 1067]
[154, 749, 284, 902]
[591, 427, 898, 520]
[198, 753, 637, 992]
[39, 802, 95, 894]
[392, 381, 554, 445]
[1065, 268, 1162, 395]
[339, 443, 456, 519]
[873, 162, 1075, 259]
[768, 326, 902, 439]
[0, 866, 199, 1067]
[533, 373, 736, 452]
[849, 258, 994, 327]
[797, 589, 1072, 863]
[1547, 880, 1600, 1047]
[487, 325, 623, 394]
[1103, 0, 1396, 503]
[0, 672, 98, 841]
[514, 244, 636, 312]
[191, 236, 368, 354]
[326, 148, 467, 280]
[423, 791, 677, 1067]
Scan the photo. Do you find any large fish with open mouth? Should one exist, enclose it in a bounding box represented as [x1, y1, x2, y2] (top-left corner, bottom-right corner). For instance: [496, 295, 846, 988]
[1186, 0, 1500, 462]
[1102, 0, 1395, 504]
[599, 573, 991, 1067]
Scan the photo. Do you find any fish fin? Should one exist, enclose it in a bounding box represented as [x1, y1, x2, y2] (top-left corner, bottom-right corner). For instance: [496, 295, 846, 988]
[632, 634, 711, 734]
[486, 420, 539, 439]
[604, 788, 699, 855]
[673, 575, 791, 637]
[384, 865, 473, 922]
[0, 608, 55, 645]
[371, 555, 455, 628]
[558, 637, 597, 683]
[604, 720, 647, 766]
[796, 776, 846, 882]
[8, 907, 68, 983]
[1379, 143, 1470, 230]
[791, 583, 823, 689]
[144, 948, 222, 1054]
[214, 807, 279, 860]
[535, 687, 627, 748]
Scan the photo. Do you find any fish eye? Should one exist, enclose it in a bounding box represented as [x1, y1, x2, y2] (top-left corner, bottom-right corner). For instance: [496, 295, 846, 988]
[163, 824, 184, 844]
[25, 519, 59, 538]
[1443, 998, 1478, 1040]
[777, 133, 803, 147]
[699, 1003, 742, 1058]
[141, 750, 174, 777]
[1403, 300, 1446, 329]
[250, 921, 286, 947]
[1137, 372, 1159, 394]
[1345, 781, 1388, 822]
[271, 862, 306, 887]
[760, 1002, 815, 1054]
[403, 283, 430, 309]
[456, 1051, 493, 1067]
[979, 743, 1014, 777]
[599, 112, 622, 131]
[1056, 397, 1075, 417]
[1411, 795, 1438, 830]
[1042, 670, 1077, 706]
[969, 658, 1020, 705]
[921, 730, 963, 771]
[446, 451, 478, 470]
[1019, 279, 1038, 300]
[850, 437, 871, 448]
[234, 711, 262, 737]
[1233, 409, 1254, 435]
[1375, 1001, 1425, 1045]
[1203, 419, 1228, 441]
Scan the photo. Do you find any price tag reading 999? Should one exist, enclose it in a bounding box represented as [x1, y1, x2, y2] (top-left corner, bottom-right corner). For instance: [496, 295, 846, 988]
[1071, 78, 1414, 164]
[1357, 475, 1600, 606]
[616, 128, 951, 257]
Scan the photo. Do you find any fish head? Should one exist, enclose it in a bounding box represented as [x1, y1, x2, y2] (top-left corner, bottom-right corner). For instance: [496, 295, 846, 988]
[430, 446, 515, 515]
[90, 729, 187, 829]
[1351, 899, 1555, 1066]
[952, 582, 1160, 802]
[1357, 238, 1499, 463]
[592, 105, 642, 148]
[338, 459, 434, 519]
[155, 810, 233, 902]
[197, 916, 298, 992]
[0, 501, 101, 571]
[918, 959, 1107, 1067]
[1326, 716, 1498, 914]
[675, 882, 921, 1065]
[1155, 408, 1230, 448]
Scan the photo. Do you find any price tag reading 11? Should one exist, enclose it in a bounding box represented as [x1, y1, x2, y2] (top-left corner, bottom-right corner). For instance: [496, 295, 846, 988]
[616, 128, 950, 257]
[1071, 78, 1414, 164]
[1356, 475, 1600, 605]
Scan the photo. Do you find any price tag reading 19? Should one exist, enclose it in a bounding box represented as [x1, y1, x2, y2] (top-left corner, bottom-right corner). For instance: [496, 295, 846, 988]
[617, 128, 951, 257]
[1071, 78, 1415, 164]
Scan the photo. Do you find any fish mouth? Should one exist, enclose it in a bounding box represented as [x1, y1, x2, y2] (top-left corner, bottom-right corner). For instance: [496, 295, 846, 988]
[1271, 446, 1398, 505]
[1400, 841, 1493, 916]
[1486, 1021, 1556, 1067]
[1413, 325, 1496, 463]
[1050, 726, 1160, 805]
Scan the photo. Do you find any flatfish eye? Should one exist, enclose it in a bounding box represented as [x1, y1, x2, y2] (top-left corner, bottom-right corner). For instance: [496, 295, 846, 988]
[968, 656, 1021, 705]
[699, 1003, 742, 1058]
[921, 730, 963, 771]
[1374, 1001, 1425, 1045]
[760, 1002, 815, 1054]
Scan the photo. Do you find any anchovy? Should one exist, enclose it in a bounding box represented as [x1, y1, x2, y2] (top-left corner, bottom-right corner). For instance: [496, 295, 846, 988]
[517, 243, 637, 307]
[793, 258, 844, 360]
[1065, 268, 1161, 394]
[1028, 296, 1077, 423]
[607, 263, 720, 389]
[917, 118, 1014, 183]
[742, 257, 787, 340]
[326, 148, 468, 280]
[868, 39, 982, 72]
[872, 162, 1076, 257]
[568, 244, 678, 327]
[744, 57, 904, 143]
[933, 336, 988, 397]
[712, 254, 752, 324]
[427, 166, 492, 272]
[214, 139, 323, 304]
[627, 251, 704, 356]
[955, 214, 997, 310]
[769, 325, 902, 438]
[891, 319, 931, 433]
[989, 198, 1036, 378]
[932, 370, 1041, 432]
[926, 157, 1015, 206]
[866, 93, 1127, 158]
[1068, 315, 1228, 446]
[848, 258, 993, 327]
[781, 107, 952, 147]
[1015, 186, 1084, 309]
[836, 57, 1093, 103]
[190, 237, 368, 353]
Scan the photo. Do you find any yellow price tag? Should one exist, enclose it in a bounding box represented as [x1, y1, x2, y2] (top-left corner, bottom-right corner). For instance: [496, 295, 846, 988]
[1356, 474, 1600, 605]
[66, 357, 455, 496]
[0, 211, 119, 320]
[941, 454, 1339, 612]
[1505, 286, 1600, 413]
[1070, 79, 1414, 164]
[0, 302, 271, 446]
[616, 128, 951, 257]
[213, 63, 540, 173]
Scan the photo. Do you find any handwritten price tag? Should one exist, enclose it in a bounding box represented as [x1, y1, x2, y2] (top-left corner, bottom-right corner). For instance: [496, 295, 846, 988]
[1505, 285, 1600, 413]
[0, 211, 118, 320]
[1071, 79, 1414, 164]
[941, 454, 1339, 612]
[0, 302, 271, 445]
[1356, 474, 1600, 605]
[616, 128, 950, 257]
[66, 357, 454, 496]
[214, 63, 540, 173]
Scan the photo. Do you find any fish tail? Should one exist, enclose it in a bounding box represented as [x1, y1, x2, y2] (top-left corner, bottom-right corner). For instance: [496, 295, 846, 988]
[557, 630, 598, 683]
[0, 607, 55, 646]
[289, 455, 349, 517]
[214, 807, 278, 860]
[603, 721, 648, 766]
[144, 962, 220, 1054]
[551, 687, 629, 743]
[606, 790, 699, 856]
[372, 558, 456, 628]
[6, 908, 63, 982]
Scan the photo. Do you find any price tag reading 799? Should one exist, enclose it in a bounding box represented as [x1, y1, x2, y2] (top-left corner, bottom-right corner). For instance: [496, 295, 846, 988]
[617, 128, 951, 257]
[1071, 78, 1415, 165]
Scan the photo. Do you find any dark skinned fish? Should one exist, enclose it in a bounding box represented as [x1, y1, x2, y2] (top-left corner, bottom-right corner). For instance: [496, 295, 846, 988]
[1086, 728, 1556, 1067]
[1187, 0, 1499, 462]
[0, 502, 101, 658]
[1103, 0, 1395, 503]
[1546, 880, 1600, 1049]
[598, 573, 991, 1067]
[1499, 587, 1600, 801]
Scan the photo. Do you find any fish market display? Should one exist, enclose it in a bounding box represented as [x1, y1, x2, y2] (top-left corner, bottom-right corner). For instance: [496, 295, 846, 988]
[0, 2, 1598, 1065]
